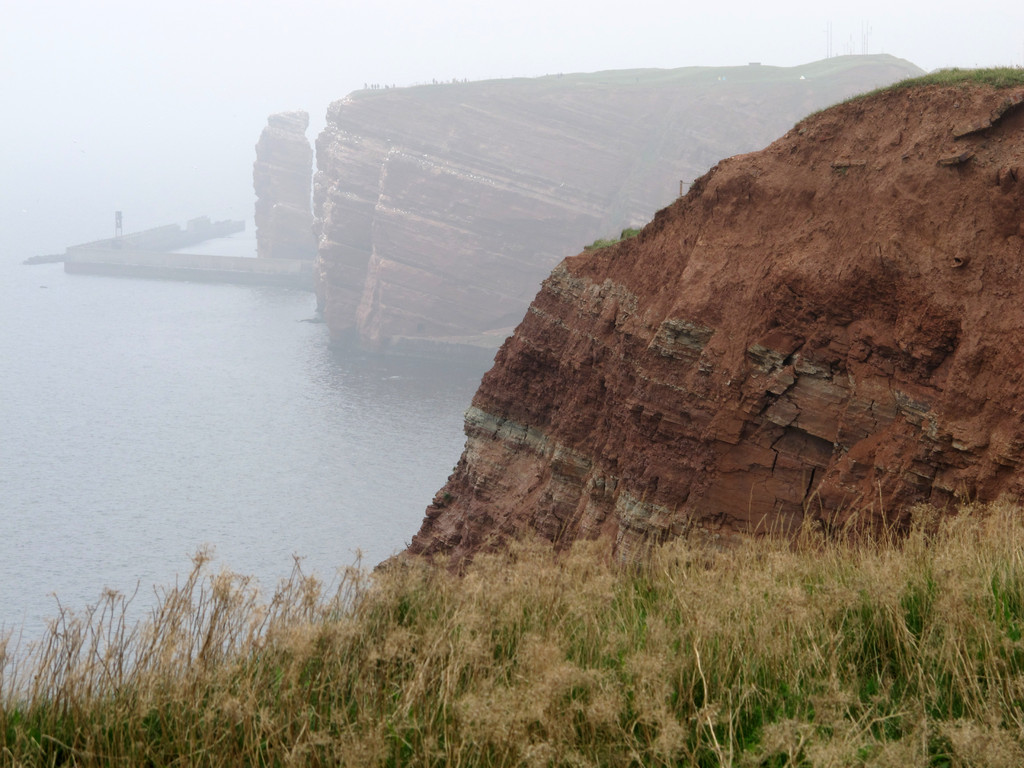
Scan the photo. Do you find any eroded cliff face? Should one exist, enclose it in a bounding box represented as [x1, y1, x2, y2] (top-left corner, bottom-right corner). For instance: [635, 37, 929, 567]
[313, 55, 921, 352]
[254, 111, 316, 260]
[409, 82, 1024, 564]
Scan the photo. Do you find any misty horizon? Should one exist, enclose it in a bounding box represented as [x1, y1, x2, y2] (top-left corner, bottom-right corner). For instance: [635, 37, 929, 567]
[3, 1, 1022, 259]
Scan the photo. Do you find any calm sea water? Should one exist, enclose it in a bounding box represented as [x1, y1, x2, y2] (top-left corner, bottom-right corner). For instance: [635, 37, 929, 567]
[0, 244, 487, 639]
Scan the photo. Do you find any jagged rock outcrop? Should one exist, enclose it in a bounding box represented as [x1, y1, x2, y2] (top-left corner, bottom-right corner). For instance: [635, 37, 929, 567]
[409, 79, 1024, 565]
[314, 55, 921, 353]
[254, 111, 316, 260]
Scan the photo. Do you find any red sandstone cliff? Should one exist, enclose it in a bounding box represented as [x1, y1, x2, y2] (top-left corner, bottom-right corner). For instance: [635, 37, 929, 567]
[313, 55, 921, 353]
[409, 78, 1024, 564]
[254, 111, 316, 261]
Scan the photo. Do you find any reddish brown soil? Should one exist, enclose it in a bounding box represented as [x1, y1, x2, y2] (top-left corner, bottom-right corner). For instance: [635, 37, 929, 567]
[409, 83, 1024, 564]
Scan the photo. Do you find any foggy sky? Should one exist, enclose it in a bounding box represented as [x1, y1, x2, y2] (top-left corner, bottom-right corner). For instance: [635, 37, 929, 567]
[2, 0, 1021, 258]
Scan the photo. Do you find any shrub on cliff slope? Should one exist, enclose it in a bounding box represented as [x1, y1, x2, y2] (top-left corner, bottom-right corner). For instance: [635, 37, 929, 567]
[3, 503, 1024, 766]
[584, 227, 643, 252]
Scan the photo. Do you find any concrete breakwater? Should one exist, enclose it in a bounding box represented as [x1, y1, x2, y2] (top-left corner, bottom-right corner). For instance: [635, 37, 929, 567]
[52, 216, 314, 291]
[78, 216, 247, 252]
[24, 217, 250, 265]
[64, 248, 314, 291]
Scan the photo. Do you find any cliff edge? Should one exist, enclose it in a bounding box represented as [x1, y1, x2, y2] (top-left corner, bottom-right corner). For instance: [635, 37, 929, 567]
[409, 75, 1024, 564]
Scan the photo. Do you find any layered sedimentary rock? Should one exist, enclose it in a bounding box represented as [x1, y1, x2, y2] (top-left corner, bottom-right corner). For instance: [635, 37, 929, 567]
[254, 111, 316, 260]
[409, 80, 1024, 564]
[314, 55, 921, 352]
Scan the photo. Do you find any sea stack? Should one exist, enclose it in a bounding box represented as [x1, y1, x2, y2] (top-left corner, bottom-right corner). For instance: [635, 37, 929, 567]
[254, 110, 316, 260]
[408, 79, 1024, 566]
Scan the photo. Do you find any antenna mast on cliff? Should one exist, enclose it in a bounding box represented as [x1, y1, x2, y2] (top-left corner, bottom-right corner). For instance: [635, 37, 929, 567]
[826, 21, 833, 58]
[114, 210, 123, 239]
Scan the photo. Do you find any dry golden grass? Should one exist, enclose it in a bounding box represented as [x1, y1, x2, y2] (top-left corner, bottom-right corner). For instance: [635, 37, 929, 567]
[3, 502, 1024, 766]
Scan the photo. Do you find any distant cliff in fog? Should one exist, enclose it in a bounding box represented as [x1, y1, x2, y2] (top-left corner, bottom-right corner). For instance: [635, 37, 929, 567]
[310, 54, 922, 355]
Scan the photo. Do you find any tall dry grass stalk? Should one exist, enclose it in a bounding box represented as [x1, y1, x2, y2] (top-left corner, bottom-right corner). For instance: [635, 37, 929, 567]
[2, 503, 1024, 766]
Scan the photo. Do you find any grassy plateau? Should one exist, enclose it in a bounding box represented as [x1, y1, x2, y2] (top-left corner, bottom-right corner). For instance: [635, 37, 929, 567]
[2, 502, 1024, 767]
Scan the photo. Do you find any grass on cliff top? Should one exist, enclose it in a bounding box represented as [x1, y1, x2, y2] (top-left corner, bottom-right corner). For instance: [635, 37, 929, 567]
[4, 502, 1024, 767]
[803, 67, 1024, 123]
[850, 66, 1024, 104]
[889, 66, 1024, 90]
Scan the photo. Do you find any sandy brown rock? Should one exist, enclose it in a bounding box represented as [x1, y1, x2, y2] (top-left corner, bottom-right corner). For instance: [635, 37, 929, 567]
[409, 81, 1024, 565]
[254, 111, 316, 260]
[313, 56, 921, 352]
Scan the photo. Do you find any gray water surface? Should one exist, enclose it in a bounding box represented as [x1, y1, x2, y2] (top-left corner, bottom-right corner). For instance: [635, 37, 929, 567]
[0, 255, 485, 638]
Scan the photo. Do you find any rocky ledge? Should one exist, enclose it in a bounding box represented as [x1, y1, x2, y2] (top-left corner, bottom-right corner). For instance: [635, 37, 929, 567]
[409, 79, 1024, 564]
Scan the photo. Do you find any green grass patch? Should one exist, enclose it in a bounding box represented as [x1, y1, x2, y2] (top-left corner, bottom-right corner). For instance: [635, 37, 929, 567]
[3, 506, 1024, 765]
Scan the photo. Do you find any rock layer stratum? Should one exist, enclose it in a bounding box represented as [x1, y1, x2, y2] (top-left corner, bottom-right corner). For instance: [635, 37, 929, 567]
[409, 80, 1024, 564]
[313, 55, 921, 353]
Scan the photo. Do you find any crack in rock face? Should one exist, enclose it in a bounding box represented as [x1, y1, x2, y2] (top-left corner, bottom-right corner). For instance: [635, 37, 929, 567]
[407, 82, 1024, 566]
